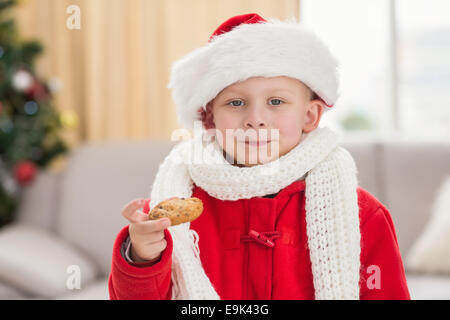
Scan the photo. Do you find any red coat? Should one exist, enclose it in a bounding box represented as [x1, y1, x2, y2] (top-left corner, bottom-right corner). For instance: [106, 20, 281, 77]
[108, 180, 411, 300]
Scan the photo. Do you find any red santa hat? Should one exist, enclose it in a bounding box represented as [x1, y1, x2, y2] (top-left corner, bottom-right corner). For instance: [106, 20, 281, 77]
[168, 13, 340, 129]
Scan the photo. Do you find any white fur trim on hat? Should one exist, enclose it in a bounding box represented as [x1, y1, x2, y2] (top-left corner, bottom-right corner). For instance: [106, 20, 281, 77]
[168, 17, 340, 129]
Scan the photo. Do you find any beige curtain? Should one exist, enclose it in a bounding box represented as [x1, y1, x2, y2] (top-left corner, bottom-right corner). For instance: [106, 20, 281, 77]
[13, 0, 299, 147]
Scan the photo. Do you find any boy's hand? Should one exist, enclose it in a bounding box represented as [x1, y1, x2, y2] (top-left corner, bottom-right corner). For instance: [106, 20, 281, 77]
[122, 198, 171, 263]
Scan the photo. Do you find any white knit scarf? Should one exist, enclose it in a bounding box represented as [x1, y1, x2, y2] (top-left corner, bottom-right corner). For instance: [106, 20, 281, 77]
[148, 126, 361, 300]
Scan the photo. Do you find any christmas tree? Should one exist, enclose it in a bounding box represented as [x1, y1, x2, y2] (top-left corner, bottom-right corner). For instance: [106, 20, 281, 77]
[0, 0, 69, 227]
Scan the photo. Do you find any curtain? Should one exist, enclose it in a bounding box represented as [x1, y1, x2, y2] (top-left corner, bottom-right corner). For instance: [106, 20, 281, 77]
[13, 0, 299, 147]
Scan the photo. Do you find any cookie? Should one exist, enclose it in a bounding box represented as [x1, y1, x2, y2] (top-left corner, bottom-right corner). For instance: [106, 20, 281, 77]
[148, 197, 203, 226]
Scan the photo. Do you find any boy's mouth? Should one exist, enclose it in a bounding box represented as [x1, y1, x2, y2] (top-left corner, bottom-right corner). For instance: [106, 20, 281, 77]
[243, 140, 271, 147]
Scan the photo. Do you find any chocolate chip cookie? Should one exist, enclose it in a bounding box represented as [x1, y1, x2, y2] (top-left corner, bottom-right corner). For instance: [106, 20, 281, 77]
[148, 197, 203, 226]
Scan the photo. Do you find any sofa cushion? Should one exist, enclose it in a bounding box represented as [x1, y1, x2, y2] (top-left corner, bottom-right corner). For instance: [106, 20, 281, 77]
[381, 141, 450, 256]
[406, 273, 450, 300]
[0, 223, 98, 298]
[0, 282, 27, 300]
[55, 277, 109, 300]
[405, 175, 450, 274]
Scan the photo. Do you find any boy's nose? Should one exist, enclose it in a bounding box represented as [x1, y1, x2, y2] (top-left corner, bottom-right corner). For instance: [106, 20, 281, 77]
[245, 120, 266, 129]
[244, 108, 268, 129]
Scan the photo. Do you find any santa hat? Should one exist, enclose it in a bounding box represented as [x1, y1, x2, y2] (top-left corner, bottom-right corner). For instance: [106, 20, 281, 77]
[168, 13, 340, 130]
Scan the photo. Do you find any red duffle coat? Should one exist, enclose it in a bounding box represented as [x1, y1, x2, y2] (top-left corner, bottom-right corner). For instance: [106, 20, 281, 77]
[108, 180, 411, 300]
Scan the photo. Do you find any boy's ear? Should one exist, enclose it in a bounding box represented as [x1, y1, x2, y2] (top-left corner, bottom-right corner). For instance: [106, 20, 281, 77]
[303, 100, 325, 133]
[200, 102, 215, 130]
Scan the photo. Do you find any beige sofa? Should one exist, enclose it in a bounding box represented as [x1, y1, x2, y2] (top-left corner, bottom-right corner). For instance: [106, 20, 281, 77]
[0, 135, 449, 299]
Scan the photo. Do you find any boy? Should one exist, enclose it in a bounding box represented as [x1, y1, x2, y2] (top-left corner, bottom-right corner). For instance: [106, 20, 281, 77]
[109, 13, 410, 300]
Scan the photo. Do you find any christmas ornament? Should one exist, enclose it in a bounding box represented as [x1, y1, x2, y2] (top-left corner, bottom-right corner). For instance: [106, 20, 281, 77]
[47, 77, 63, 94]
[12, 69, 34, 92]
[13, 160, 38, 186]
[26, 80, 49, 101]
[59, 110, 79, 129]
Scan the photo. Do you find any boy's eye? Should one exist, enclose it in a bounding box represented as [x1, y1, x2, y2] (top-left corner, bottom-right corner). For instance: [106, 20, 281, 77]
[227, 99, 284, 107]
[269, 99, 284, 106]
[228, 100, 244, 107]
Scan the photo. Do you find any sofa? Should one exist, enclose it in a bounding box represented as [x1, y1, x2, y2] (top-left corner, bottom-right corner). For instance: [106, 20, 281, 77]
[1, 134, 450, 299]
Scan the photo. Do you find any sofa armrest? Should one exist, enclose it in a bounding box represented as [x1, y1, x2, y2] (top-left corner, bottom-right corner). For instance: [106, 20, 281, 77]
[0, 223, 98, 298]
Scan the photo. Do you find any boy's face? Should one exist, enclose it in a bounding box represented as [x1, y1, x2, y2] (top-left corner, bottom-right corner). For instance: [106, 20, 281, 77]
[204, 76, 326, 167]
